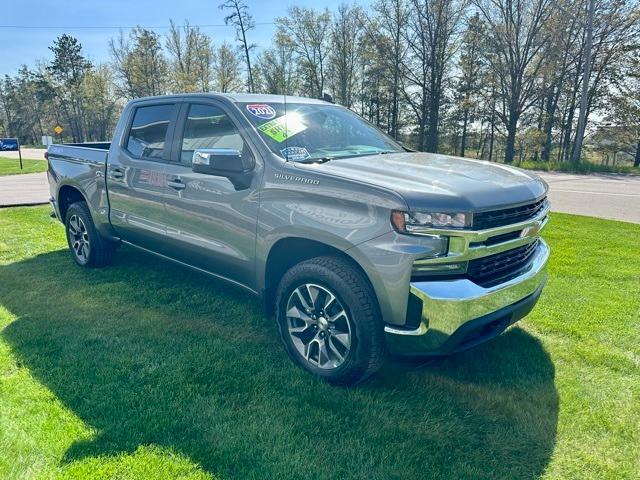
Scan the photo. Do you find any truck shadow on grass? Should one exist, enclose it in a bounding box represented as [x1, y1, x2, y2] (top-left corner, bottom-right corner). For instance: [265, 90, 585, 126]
[1, 247, 558, 480]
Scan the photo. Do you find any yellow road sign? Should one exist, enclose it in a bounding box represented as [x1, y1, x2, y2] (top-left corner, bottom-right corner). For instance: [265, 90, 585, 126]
[54, 125, 63, 135]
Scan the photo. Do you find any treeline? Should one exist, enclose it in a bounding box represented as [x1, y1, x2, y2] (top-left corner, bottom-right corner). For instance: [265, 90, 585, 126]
[1, 0, 639, 166]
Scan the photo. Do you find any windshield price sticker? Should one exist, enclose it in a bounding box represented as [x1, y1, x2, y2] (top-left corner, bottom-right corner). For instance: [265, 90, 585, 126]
[246, 104, 276, 120]
[280, 146, 310, 161]
[258, 115, 307, 143]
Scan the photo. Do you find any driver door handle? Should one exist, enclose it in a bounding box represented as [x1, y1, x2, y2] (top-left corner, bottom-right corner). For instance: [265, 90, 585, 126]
[167, 179, 186, 190]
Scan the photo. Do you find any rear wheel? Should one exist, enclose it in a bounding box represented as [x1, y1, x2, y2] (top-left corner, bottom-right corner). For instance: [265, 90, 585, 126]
[275, 256, 386, 385]
[65, 202, 116, 267]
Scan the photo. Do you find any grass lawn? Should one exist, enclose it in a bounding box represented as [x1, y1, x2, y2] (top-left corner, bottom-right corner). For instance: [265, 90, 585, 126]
[0, 207, 638, 480]
[0, 157, 48, 176]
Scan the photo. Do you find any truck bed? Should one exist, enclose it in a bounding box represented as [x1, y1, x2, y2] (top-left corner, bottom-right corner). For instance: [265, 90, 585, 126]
[47, 142, 111, 165]
[62, 142, 111, 150]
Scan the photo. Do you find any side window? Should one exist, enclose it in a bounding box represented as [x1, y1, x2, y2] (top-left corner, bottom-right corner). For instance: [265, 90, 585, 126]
[126, 104, 175, 160]
[181, 104, 246, 165]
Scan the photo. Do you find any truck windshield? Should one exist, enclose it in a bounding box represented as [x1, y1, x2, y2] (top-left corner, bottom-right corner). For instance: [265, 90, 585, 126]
[238, 102, 403, 162]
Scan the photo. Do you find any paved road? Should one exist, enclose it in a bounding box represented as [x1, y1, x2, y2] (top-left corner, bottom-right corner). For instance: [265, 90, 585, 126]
[535, 171, 640, 224]
[0, 172, 49, 207]
[1, 164, 638, 223]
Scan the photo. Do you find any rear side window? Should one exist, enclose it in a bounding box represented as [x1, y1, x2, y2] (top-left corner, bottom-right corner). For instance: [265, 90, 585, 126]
[180, 104, 246, 164]
[126, 104, 175, 159]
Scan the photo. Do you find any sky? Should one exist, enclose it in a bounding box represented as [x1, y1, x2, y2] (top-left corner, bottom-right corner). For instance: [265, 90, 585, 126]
[1, 0, 371, 77]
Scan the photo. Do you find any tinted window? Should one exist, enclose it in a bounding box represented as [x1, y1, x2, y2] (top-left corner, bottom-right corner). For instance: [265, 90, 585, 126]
[181, 104, 245, 164]
[126, 104, 175, 159]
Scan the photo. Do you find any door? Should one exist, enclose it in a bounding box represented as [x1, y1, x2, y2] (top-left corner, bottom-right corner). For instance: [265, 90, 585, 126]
[162, 102, 261, 289]
[107, 102, 178, 250]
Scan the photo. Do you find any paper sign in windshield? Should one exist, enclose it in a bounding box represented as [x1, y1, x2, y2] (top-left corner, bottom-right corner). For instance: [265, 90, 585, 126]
[280, 146, 310, 161]
[258, 115, 307, 143]
[246, 104, 276, 120]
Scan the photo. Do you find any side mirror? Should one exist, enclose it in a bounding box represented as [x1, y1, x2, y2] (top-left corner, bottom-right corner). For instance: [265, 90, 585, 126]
[192, 148, 254, 190]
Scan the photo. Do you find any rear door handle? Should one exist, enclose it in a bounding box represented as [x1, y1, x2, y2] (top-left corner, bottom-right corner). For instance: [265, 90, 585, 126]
[167, 179, 186, 190]
[110, 167, 124, 179]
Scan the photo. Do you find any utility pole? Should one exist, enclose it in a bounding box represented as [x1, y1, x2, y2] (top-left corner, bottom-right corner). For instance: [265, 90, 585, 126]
[572, 0, 596, 165]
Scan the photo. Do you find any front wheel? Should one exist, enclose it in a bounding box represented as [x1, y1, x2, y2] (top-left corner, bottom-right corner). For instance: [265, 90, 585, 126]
[65, 202, 116, 267]
[275, 256, 386, 385]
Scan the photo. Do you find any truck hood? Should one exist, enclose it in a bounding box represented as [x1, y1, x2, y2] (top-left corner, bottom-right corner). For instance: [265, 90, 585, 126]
[296, 152, 547, 211]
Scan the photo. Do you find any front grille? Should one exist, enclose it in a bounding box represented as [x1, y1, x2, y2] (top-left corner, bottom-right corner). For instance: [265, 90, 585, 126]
[470, 230, 522, 247]
[468, 240, 539, 285]
[473, 198, 547, 230]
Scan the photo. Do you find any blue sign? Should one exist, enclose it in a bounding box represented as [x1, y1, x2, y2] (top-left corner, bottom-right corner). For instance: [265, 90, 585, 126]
[0, 138, 19, 151]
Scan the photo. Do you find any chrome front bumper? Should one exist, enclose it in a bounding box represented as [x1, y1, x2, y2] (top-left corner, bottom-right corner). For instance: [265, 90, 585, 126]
[385, 239, 549, 355]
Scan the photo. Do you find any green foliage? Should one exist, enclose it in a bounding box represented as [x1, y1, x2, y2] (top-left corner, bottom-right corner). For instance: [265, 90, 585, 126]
[47, 34, 92, 86]
[213, 42, 243, 93]
[514, 159, 640, 174]
[165, 21, 216, 93]
[0, 208, 639, 480]
[255, 31, 298, 95]
[276, 7, 332, 98]
[110, 28, 169, 99]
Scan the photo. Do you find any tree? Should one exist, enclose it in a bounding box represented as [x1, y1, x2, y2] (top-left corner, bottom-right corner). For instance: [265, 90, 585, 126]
[110, 27, 168, 99]
[165, 20, 215, 92]
[277, 7, 332, 98]
[213, 42, 243, 93]
[219, 0, 256, 92]
[608, 41, 640, 166]
[403, 0, 467, 152]
[256, 31, 298, 94]
[570, 0, 639, 162]
[82, 65, 118, 141]
[47, 34, 92, 142]
[454, 12, 486, 157]
[192, 30, 216, 92]
[369, 0, 409, 139]
[328, 3, 363, 107]
[536, 2, 582, 162]
[475, 0, 552, 163]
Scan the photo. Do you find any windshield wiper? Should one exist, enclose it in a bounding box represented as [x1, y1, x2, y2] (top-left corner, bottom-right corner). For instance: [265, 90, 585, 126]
[294, 156, 334, 164]
[294, 150, 399, 163]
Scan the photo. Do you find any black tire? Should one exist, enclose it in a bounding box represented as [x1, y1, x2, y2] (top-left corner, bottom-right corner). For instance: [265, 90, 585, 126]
[65, 201, 116, 267]
[275, 256, 386, 385]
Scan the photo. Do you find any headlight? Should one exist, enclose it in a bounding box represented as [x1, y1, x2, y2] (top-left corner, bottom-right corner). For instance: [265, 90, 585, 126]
[391, 210, 472, 234]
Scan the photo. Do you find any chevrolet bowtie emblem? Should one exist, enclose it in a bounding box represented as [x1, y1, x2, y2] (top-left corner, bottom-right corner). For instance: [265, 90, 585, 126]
[520, 221, 542, 238]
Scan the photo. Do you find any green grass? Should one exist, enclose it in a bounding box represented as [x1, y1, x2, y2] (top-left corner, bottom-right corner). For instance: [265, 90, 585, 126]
[0, 157, 48, 176]
[513, 160, 639, 175]
[0, 207, 638, 480]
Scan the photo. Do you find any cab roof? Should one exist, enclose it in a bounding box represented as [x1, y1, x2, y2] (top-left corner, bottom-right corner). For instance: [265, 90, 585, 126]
[128, 92, 330, 105]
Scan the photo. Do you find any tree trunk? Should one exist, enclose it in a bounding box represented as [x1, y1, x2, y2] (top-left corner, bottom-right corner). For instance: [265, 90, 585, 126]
[504, 114, 518, 164]
[390, 55, 399, 139]
[460, 108, 469, 157]
[488, 117, 495, 162]
[417, 114, 426, 152]
[236, 5, 254, 93]
[425, 88, 440, 153]
[634, 139, 640, 167]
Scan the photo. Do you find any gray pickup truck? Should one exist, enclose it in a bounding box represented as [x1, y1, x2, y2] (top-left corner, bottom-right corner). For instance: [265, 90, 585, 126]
[47, 93, 549, 384]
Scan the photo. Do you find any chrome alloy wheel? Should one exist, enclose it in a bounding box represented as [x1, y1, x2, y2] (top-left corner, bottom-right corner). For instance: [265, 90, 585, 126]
[68, 214, 90, 263]
[285, 283, 352, 369]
